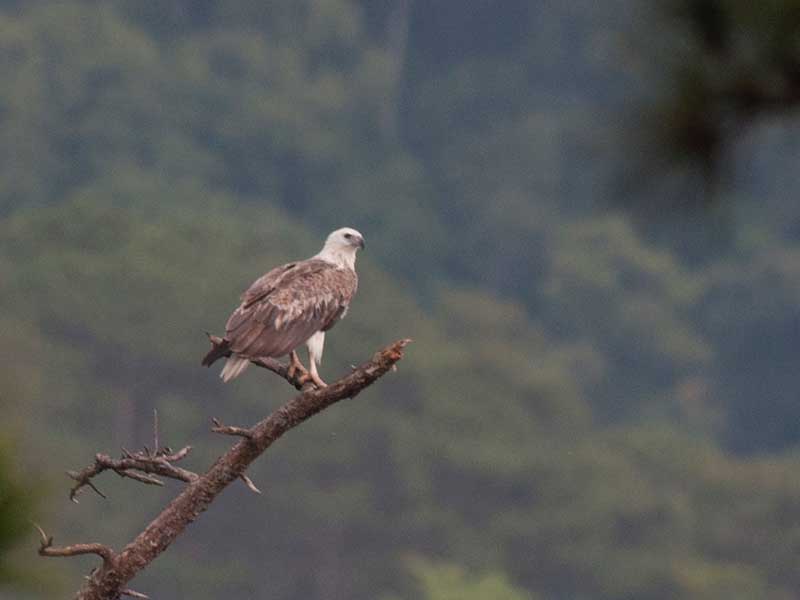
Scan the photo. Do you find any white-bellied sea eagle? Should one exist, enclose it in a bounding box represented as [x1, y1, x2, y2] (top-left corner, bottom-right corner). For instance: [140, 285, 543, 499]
[202, 227, 364, 387]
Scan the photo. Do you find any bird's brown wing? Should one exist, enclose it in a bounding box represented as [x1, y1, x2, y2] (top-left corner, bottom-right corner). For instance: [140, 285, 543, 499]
[224, 259, 357, 359]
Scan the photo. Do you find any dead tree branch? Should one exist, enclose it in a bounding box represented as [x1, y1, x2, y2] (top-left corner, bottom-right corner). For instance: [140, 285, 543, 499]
[35, 523, 114, 565]
[68, 446, 197, 503]
[46, 339, 409, 600]
[210, 417, 255, 439]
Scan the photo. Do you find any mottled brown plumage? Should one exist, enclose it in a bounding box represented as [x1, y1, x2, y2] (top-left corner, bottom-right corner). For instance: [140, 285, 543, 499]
[202, 227, 364, 385]
[224, 259, 357, 359]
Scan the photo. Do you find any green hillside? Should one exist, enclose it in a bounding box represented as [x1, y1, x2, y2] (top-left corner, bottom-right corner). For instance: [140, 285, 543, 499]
[2, 1, 800, 599]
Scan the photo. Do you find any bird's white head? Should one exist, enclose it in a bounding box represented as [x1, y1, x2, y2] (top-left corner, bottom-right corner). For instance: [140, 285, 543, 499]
[316, 227, 365, 269]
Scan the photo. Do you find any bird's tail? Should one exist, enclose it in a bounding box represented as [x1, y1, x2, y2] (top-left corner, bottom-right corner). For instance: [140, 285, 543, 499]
[202, 334, 230, 367]
[220, 356, 250, 382]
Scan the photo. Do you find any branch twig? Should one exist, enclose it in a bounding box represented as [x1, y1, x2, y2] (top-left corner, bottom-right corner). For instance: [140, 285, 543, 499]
[34, 523, 114, 565]
[68, 446, 197, 502]
[152, 409, 159, 457]
[211, 418, 254, 440]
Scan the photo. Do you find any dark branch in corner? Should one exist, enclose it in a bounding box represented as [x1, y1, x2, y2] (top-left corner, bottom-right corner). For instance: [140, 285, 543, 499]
[42, 339, 410, 600]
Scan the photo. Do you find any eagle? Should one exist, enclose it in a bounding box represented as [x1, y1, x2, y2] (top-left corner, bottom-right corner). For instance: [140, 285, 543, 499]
[202, 227, 364, 387]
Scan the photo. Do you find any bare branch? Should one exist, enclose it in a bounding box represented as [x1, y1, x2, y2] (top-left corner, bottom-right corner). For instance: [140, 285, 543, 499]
[211, 418, 255, 440]
[161, 446, 191, 462]
[152, 409, 159, 457]
[66, 469, 107, 503]
[104, 453, 198, 484]
[121, 589, 150, 600]
[115, 469, 164, 487]
[68, 447, 198, 502]
[51, 339, 410, 600]
[34, 523, 114, 565]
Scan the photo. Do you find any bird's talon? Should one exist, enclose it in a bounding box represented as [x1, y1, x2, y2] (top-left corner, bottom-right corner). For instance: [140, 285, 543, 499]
[289, 369, 325, 389]
[310, 373, 327, 388]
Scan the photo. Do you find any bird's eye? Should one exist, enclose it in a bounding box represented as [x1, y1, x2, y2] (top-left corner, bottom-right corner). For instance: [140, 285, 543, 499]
[344, 233, 352, 239]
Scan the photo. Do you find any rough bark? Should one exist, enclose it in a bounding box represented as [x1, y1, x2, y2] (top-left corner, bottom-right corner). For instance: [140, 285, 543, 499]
[42, 339, 410, 600]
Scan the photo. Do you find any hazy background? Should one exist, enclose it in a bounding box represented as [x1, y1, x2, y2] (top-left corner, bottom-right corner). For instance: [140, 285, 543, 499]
[2, 1, 800, 598]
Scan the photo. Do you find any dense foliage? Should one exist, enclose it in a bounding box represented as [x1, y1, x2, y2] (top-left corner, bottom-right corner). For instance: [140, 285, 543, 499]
[0, 440, 35, 587]
[2, 1, 800, 599]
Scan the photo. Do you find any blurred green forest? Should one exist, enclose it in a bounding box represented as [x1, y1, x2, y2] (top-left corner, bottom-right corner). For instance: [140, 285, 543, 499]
[2, 1, 800, 599]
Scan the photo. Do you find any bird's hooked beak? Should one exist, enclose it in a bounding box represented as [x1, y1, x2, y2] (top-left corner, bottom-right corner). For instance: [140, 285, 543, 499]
[357, 236, 365, 250]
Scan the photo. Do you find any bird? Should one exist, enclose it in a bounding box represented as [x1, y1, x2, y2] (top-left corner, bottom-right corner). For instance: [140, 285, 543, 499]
[202, 227, 364, 387]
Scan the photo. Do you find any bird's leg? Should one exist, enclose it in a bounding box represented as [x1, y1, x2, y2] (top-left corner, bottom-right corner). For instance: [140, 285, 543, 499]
[305, 332, 327, 388]
[285, 351, 314, 389]
[287, 350, 304, 380]
[308, 358, 327, 388]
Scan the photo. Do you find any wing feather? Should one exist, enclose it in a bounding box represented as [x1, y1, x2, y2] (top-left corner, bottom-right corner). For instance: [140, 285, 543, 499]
[224, 259, 357, 359]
